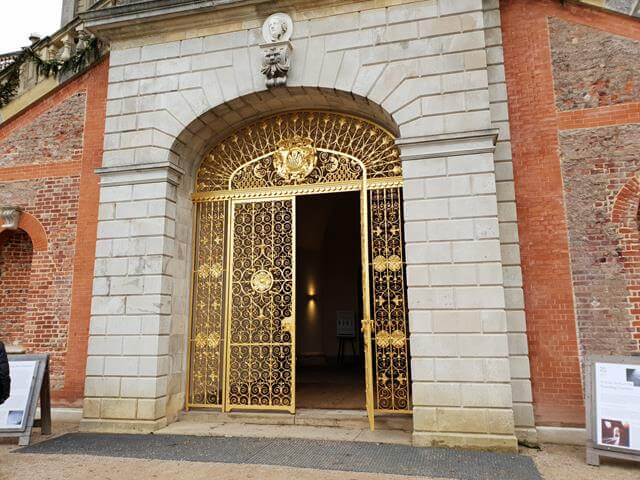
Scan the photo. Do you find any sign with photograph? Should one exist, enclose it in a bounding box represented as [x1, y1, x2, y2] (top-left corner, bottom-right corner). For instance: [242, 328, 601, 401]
[586, 355, 640, 466]
[0, 360, 37, 431]
[595, 362, 640, 452]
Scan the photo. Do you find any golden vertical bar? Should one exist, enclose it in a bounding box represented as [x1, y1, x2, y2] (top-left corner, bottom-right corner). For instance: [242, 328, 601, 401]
[185, 202, 199, 410]
[360, 175, 375, 431]
[222, 199, 235, 412]
[290, 196, 297, 413]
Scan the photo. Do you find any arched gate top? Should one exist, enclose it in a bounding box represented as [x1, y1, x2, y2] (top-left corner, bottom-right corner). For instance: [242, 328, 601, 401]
[195, 111, 401, 194]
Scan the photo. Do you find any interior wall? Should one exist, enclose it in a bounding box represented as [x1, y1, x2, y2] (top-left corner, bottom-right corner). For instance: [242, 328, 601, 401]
[296, 193, 361, 362]
[297, 247, 324, 358]
[320, 195, 361, 359]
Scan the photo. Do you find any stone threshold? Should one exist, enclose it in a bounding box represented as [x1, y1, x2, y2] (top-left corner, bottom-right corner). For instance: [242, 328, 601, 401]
[156, 408, 413, 445]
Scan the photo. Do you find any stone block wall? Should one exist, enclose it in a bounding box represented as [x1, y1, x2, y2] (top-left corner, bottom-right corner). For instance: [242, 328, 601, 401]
[85, 0, 524, 450]
[482, 0, 535, 442]
[400, 132, 516, 450]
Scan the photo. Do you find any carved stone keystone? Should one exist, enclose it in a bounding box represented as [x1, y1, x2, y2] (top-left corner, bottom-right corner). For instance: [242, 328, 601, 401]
[0, 206, 22, 230]
[260, 13, 293, 88]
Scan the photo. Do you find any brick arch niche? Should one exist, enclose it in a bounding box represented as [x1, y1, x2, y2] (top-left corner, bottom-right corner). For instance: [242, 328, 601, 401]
[612, 174, 640, 350]
[0, 228, 34, 348]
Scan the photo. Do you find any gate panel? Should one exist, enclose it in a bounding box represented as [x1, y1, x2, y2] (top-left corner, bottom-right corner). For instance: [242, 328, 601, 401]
[369, 187, 411, 412]
[188, 201, 228, 407]
[225, 198, 296, 411]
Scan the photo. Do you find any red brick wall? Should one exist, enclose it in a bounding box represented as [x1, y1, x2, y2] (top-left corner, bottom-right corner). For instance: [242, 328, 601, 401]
[0, 58, 108, 405]
[0, 92, 86, 168]
[501, 0, 640, 426]
[549, 17, 640, 110]
[560, 125, 640, 356]
[0, 229, 33, 346]
[0, 176, 81, 392]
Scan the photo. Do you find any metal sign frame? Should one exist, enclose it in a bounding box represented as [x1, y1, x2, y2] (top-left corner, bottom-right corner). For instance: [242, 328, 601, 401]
[1, 354, 51, 446]
[585, 355, 640, 466]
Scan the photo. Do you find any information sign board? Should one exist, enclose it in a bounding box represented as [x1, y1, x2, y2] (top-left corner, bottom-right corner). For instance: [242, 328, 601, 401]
[0, 360, 38, 431]
[0, 354, 51, 446]
[586, 355, 640, 466]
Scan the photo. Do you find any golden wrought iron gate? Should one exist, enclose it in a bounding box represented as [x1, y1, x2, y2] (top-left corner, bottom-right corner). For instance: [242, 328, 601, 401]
[225, 198, 296, 411]
[187, 111, 411, 426]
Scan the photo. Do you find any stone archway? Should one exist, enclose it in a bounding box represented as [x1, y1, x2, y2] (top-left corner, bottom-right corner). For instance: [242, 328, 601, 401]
[186, 110, 410, 429]
[85, 37, 518, 446]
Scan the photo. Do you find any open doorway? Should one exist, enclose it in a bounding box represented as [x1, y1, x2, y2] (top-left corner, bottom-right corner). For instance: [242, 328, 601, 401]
[295, 191, 365, 410]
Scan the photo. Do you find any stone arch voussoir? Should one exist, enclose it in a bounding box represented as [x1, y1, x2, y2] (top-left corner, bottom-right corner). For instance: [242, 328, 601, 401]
[168, 87, 399, 180]
[0, 212, 48, 252]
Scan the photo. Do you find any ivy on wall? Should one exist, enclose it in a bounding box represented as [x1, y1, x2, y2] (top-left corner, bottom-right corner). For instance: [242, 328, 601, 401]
[0, 37, 101, 108]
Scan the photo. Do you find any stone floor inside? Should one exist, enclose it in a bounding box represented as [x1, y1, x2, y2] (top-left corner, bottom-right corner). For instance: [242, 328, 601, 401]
[296, 363, 365, 410]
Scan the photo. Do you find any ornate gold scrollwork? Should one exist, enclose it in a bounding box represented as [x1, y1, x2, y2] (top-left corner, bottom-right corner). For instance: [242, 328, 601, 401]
[188, 201, 227, 407]
[226, 199, 295, 411]
[372, 256, 388, 273]
[372, 255, 404, 273]
[251, 269, 274, 293]
[196, 111, 401, 193]
[195, 332, 222, 349]
[369, 187, 411, 412]
[274, 136, 317, 182]
[198, 263, 224, 279]
[387, 255, 403, 272]
[375, 330, 406, 348]
[189, 111, 411, 418]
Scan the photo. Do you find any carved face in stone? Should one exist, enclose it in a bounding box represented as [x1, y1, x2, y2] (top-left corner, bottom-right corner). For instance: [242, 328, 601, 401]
[262, 13, 293, 43]
[268, 18, 287, 41]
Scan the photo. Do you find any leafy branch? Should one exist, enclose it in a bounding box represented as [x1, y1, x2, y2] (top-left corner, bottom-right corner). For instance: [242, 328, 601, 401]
[0, 37, 101, 108]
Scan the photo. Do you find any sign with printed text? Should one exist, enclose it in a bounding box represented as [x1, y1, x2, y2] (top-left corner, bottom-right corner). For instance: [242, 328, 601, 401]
[0, 354, 51, 446]
[594, 361, 640, 453]
[0, 360, 38, 431]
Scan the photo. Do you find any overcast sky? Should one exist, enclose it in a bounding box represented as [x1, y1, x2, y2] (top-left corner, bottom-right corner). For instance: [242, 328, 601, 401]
[1, 1, 63, 53]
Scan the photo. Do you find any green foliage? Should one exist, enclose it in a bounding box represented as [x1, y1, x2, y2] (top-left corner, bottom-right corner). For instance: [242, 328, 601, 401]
[0, 37, 101, 108]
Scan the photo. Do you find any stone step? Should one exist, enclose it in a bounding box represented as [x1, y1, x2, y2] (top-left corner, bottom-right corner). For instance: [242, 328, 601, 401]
[180, 408, 413, 432]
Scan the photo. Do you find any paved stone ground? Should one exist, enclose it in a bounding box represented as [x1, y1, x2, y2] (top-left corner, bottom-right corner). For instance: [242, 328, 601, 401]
[12, 432, 539, 480]
[1, 423, 639, 479]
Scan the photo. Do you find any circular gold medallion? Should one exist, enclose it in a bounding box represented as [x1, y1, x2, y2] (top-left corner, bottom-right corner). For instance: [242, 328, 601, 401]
[373, 255, 388, 272]
[251, 269, 274, 293]
[390, 330, 406, 348]
[198, 263, 224, 279]
[387, 255, 403, 272]
[376, 330, 391, 348]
